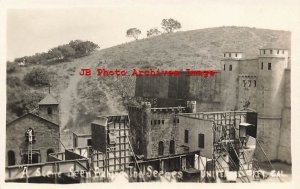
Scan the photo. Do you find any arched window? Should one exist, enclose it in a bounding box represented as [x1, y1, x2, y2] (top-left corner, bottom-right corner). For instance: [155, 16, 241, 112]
[8, 150, 15, 166]
[158, 141, 164, 156]
[47, 107, 52, 115]
[47, 149, 54, 162]
[169, 140, 175, 154]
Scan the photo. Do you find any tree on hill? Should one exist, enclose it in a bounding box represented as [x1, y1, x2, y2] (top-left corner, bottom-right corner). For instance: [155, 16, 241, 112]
[161, 18, 181, 33]
[23, 67, 50, 87]
[48, 48, 64, 60]
[57, 44, 76, 59]
[126, 28, 142, 40]
[69, 40, 99, 57]
[7, 62, 18, 73]
[147, 28, 161, 37]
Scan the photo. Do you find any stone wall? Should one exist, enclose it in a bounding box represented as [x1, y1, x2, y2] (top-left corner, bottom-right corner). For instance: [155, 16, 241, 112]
[6, 114, 60, 166]
[277, 69, 291, 163]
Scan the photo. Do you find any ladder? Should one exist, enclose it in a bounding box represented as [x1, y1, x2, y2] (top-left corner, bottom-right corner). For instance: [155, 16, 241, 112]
[27, 130, 33, 164]
[28, 142, 32, 164]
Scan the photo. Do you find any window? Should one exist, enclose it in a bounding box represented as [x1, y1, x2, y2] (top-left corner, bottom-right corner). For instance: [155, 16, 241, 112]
[8, 150, 15, 166]
[47, 107, 52, 115]
[248, 80, 251, 87]
[162, 120, 164, 124]
[184, 130, 189, 143]
[268, 63, 272, 70]
[198, 134, 205, 148]
[224, 53, 226, 57]
[243, 80, 246, 87]
[270, 49, 273, 54]
[158, 141, 164, 156]
[254, 80, 256, 87]
[229, 53, 231, 57]
[47, 149, 54, 162]
[22, 153, 39, 164]
[263, 50, 266, 54]
[282, 50, 285, 54]
[261, 62, 264, 70]
[235, 53, 237, 57]
[158, 120, 160, 124]
[169, 140, 175, 154]
[224, 64, 226, 71]
[277, 50, 279, 54]
[154, 120, 157, 124]
[177, 119, 179, 123]
[87, 139, 92, 146]
[229, 65, 232, 71]
[151, 120, 153, 125]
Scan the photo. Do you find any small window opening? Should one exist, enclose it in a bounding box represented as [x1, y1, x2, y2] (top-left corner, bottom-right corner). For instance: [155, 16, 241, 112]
[184, 130, 189, 143]
[47, 107, 52, 115]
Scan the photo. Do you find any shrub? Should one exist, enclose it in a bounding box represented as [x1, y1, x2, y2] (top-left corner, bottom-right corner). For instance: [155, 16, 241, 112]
[7, 62, 18, 73]
[23, 67, 50, 87]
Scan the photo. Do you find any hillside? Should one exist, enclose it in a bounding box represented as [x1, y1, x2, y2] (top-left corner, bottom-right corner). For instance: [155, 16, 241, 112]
[100, 26, 290, 70]
[7, 26, 291, 147]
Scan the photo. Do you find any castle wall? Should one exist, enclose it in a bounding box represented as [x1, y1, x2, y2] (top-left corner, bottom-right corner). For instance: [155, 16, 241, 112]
[237, 75, 257, 110]
[238, 59, 258, 74]
[256, 118, 282, 160]
[135, 71, 221, 109]
[277, 69, 291, 163]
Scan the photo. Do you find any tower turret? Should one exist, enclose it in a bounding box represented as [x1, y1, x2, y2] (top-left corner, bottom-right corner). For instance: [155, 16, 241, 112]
[220, 51, 244, 110]
[256, 47, 289, 160]
[38, 94, 59, 125]
[257, 47, 289, 117]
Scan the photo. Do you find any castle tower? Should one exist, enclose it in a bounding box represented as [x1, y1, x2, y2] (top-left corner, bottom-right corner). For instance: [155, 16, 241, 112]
[220, 52, 244, 110]
[38, 94, 59, 125]
[256, 47, 289, 160]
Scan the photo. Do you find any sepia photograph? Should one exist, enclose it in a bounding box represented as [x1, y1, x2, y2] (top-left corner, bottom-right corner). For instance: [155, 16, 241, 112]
[1, 0, 300, 186]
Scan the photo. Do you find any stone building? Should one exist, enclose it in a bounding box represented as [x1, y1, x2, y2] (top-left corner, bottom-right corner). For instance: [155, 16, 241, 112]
[128, 103, 199, 172]
[6, 94, 60, 166]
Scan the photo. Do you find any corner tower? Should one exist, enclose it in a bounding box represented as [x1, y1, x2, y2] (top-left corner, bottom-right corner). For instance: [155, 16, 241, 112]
[256, 47, 289, 160]
[257, 48, 288, 117]
[38, 94, 59, 125]
[220, 51, 244, 110]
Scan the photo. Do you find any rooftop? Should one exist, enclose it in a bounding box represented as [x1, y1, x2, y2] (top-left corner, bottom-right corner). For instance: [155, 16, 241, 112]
[38, 94, 59, 105]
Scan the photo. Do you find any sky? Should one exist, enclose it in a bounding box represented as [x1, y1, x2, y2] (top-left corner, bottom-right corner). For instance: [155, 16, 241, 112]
[4, 0, 300, 61]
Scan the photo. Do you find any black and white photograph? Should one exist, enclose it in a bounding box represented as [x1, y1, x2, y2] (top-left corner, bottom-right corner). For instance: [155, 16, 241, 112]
[1, 0, 300, 186]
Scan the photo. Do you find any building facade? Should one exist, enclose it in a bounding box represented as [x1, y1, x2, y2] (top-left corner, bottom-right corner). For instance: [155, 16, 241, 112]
[6, 94, 60, 166]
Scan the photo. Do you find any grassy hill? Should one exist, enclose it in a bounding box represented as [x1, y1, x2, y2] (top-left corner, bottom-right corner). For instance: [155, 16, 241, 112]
[100, 26, 290, 70]
[7, 26, 291, 147]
